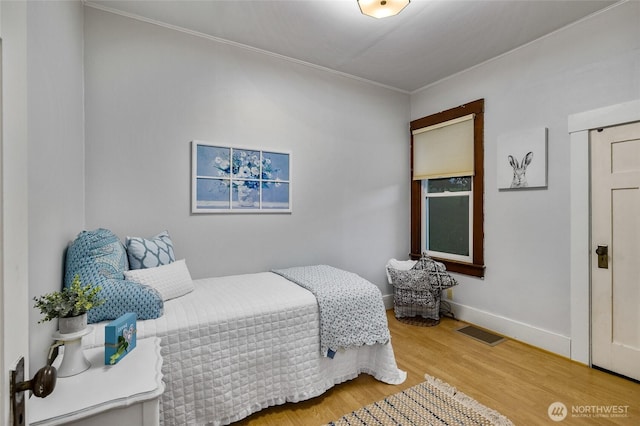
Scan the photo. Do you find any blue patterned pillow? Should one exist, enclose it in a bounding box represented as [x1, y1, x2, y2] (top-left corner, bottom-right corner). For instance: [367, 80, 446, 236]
[64, 228, 164, 323]
[84, 278, 164, 323]
[125, 231, 175, 270]
[64, 228, 129, 283]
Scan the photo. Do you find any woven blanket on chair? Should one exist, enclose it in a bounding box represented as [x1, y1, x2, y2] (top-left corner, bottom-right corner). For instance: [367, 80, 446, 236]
[414, 255, 458, 289]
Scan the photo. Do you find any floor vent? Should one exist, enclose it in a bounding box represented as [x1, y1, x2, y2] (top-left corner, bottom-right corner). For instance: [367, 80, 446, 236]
[456, 325, 506, 346]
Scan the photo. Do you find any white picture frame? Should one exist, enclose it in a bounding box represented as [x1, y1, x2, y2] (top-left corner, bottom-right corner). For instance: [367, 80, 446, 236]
[191, 141, 292, 213]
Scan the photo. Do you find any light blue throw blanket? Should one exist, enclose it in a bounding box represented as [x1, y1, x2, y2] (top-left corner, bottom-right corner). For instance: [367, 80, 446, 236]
[272, 265, 390, 357]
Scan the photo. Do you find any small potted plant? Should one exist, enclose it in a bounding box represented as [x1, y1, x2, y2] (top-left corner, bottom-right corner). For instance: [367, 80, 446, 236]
[33, 274, 105, 334]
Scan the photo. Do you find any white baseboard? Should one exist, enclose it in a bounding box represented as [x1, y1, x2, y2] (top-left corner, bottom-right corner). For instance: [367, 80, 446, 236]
[384, 292, 571, 358]
[448, 301, 571, 358]
[382, 294, 394, 310]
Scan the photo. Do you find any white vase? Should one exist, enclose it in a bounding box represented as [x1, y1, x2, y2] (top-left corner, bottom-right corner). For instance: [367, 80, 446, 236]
[58, 313, 87, 334]
[238, 187, 257, 207]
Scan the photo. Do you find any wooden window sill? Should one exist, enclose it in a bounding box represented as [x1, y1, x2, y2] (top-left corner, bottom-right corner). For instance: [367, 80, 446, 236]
[409, 253, 485, 278]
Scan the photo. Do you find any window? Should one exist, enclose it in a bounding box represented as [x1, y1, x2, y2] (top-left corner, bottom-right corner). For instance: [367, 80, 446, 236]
[410, 99, 485, 277]
[423, 177, 473, 263]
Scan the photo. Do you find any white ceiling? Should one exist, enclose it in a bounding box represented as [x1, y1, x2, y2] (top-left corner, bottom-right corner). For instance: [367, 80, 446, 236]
[86, 0, 618, 93]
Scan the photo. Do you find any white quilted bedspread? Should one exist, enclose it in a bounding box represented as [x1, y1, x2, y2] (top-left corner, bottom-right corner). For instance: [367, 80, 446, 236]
[83, 272, 406, 425]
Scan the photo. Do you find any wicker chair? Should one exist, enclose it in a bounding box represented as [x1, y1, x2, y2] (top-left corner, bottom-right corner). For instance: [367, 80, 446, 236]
[386, 255, 457, 321]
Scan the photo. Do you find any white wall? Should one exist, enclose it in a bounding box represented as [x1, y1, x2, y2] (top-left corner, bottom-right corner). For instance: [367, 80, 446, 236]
[83, 9, 410, 290]
[27, 1, 85, 372]
[23, 2, 638, 381]
[410, 1, 640, 355]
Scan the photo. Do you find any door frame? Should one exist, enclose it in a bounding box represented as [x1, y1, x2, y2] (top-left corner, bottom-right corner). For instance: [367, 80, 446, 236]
[568, 98, 640, 365]
[1, 2, 30, 424]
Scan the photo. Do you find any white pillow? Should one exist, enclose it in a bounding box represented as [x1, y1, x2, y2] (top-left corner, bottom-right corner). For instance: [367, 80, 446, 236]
[124, 259, 194, 301]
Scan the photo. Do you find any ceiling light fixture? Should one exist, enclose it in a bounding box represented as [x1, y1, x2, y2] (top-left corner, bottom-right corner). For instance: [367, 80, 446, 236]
[358, 0, 410, 19]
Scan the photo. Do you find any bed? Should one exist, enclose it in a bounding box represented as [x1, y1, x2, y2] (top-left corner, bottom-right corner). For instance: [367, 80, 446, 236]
[66, 229, 406, 425]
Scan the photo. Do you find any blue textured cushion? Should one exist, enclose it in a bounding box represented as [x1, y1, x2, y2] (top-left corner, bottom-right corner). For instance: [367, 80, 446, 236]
[126, 231, 175, 270]
[83, 277, 164, 323]
[64, 228, 164, 323]
[64, 228, 129, 282]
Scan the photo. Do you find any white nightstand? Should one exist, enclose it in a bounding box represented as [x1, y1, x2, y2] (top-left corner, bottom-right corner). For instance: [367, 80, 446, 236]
[29, 337, 164, 426]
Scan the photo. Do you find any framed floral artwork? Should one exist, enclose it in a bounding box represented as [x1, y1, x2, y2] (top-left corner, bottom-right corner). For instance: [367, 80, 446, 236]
[192, 141, 291, 213]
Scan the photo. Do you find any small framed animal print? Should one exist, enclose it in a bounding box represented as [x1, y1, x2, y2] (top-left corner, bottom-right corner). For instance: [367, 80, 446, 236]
[497, 127, 547, 190]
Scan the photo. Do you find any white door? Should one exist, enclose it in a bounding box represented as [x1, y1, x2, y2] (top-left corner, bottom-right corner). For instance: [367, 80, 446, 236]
[2, 3, 32, 423]
[591, 121, 640, 381]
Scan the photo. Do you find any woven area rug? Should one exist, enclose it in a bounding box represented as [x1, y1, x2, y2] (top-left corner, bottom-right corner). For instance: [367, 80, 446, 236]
[325, 374, 514, 426]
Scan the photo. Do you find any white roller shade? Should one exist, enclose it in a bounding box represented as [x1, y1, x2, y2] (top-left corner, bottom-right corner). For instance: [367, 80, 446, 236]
[412, 114, 475, 180]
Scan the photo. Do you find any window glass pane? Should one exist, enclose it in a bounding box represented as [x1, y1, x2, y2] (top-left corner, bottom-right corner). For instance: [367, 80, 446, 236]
[427, 195, 469, 256]
[262, 182, 290, 210]
[196, 178, 230, 209]
[233, 181, 260, 209]
[427, 177, 471, 193]
[262, 151, 290, 181]
[198, 145, 230, 178]
[232, 149, 261, 179]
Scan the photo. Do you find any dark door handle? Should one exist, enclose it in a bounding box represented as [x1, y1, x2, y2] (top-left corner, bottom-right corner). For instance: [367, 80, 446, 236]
[596, 245, 608, 269]
[11, 358, 57, 426]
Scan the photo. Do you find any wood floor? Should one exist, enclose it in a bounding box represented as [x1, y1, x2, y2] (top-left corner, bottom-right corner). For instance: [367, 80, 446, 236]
[237, 310, 639, 425]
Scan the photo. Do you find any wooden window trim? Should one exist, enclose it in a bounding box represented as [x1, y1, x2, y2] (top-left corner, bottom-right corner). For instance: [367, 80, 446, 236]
[410, 99, 485, 278]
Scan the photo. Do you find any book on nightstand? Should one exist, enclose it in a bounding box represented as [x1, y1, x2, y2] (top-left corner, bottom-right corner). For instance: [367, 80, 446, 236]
[105, 312, 137, 365]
